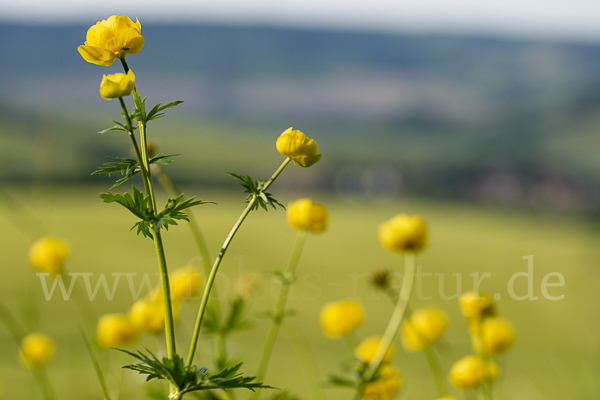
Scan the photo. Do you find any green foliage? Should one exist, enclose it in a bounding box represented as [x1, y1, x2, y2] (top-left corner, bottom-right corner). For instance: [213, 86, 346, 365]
[203, 297, 252, 337]
[99, 185, 206, 237]
[98, 120, 130, 134]
[226, 173, 284, 211]
[132, 90, 183, 124]
[118, 349, 272, 397]
[92, 154, 178, 190]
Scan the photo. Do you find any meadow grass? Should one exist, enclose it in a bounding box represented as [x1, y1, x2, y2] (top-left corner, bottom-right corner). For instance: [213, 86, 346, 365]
[0, 184, 598, 399]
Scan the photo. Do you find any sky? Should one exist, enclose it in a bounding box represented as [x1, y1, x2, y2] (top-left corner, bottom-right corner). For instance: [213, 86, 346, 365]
[2, 0, 600, 42]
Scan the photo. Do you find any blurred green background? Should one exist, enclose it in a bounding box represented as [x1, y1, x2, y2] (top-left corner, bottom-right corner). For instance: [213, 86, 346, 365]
[1, 8, 600, 400]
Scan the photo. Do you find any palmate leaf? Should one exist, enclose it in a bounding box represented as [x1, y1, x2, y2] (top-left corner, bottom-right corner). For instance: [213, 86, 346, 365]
[226, 173, 284, 212]
[153, 194, 208, 231]
[93, 154, 179, 190]
[99, 185, 153, 238]
[117, 349, 272, 397]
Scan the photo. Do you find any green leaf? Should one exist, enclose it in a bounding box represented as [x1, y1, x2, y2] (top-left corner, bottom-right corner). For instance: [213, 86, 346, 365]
[226, 173, 285, 212]
[99, 185, 153, 238]
[92, 156, 140, 190]
[118, 349, 273, 396]
[132, 91, 147, 123]
[153, 194, 209, 232]
[98, 120, 129, 134]
[146, 100, 184, 122]
[327, 374, 358, 389]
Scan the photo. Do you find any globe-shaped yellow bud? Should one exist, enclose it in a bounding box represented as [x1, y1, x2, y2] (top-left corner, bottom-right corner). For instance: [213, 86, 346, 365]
[401, 306, 448, 352]
[355, 336, 394, 364]
[129, 297, 180, 334]
[19, 332, 56, 368]
[458, 292, 496, 321]
[320, 300, 364, 338]
[29, 236, 69, 275]
[287, 198, 328, 233]
[361, 364, 402, 400]
[449, 355, 500, 390]
[276, 127, 322, 167]
[170, 266, 203, 300]
[475, 317, 515, 357]
[96, 313, 138, 348]
[100, 70, 135, 100]
[378, 214, 428, 253]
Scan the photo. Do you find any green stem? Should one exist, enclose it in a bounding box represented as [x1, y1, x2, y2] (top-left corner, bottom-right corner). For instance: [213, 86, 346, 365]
[283, 322, 327, 400]
[80, 327, 112, 400]
[254, 230, 307, 385]
[364, 252, 416, 381]
[32, 367, 56, 400]
[152, 227, 177, 356]
[423, 345, 447, 397]
[185, 158, 292, 368]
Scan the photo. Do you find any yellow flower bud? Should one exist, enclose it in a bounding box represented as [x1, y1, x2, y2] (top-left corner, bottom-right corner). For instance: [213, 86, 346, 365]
[276, 127, 322, 167]
[449, 355, 500, 390]
[435, 397, 458, 400]
[378, 214, 428, 254]
[474, 317, 515, 357]
[129, 297, 180, 334]
[355, 336, 394, 364]
[96, 313, 138, 348]
[19, 332, 56, 368]
[170, 266, 203, 300]
[458, 292, 496, 321]
[100, 70, 135, 100]
[319, 300, 364, 338]
[287, 198, 328, 233]
[361, 364, 402, 400]
[78, 15, 144, 66]
[401, 306, 448, 352]
[29, 236, 69, 275]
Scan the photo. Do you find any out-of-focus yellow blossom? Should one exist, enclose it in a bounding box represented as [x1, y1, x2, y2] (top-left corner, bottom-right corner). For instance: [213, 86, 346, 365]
[237, 274, 260, 298]
[287, 198, 328, 233]
[100, 70, 135, 100]
[458, 292, 496, 321]
[319, 300, 364, 338]
[355, 336, 394, 364]
[29, 236, 69, 275]
[276, 127, 322, 167]
[378, 214, 428, 254]
[170, 266, 203, 300]
[78, 15, 144, 66]
[19, 332, 56, 368]
[435, 397, 458, 400]
[473, 317, 515, 357]
[401, 306, 448, 352]
[361, 364, 402, 400]
[96, 313, 138, 348]
[448, 355, 500, 390]
[129, 297, 180, 334]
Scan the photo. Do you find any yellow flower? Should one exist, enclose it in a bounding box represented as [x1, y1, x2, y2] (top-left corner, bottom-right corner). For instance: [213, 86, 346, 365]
[170, 266, 203, 300]
[458, 292, 496, 321]
[401, 306, 448, 352]
[361, 364, 402, 400]
[78, 15, 144, 66]
[96, 313, 138, 348]
[448, 355, 499, 390]
[29, 236, 69, 275]
[129, 297, 180, 334]
[100, 70, 135, 100]
[435, 397, 458, 400]
[474, 317, 515, 357]
[276, 127, 322, 167]
[355, 336, 394, 364]
[378, 214, 428, 254]
[19, 332, 56, 368]
[287, 198, 328, 233]
[320, 300, 364, 338]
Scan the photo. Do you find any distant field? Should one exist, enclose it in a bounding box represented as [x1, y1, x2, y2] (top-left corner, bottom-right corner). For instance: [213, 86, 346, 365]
[0, 184, 598, 399]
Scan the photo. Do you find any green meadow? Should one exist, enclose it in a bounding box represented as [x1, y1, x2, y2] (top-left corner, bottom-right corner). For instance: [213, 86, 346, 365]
[0, 183, 597, 399]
